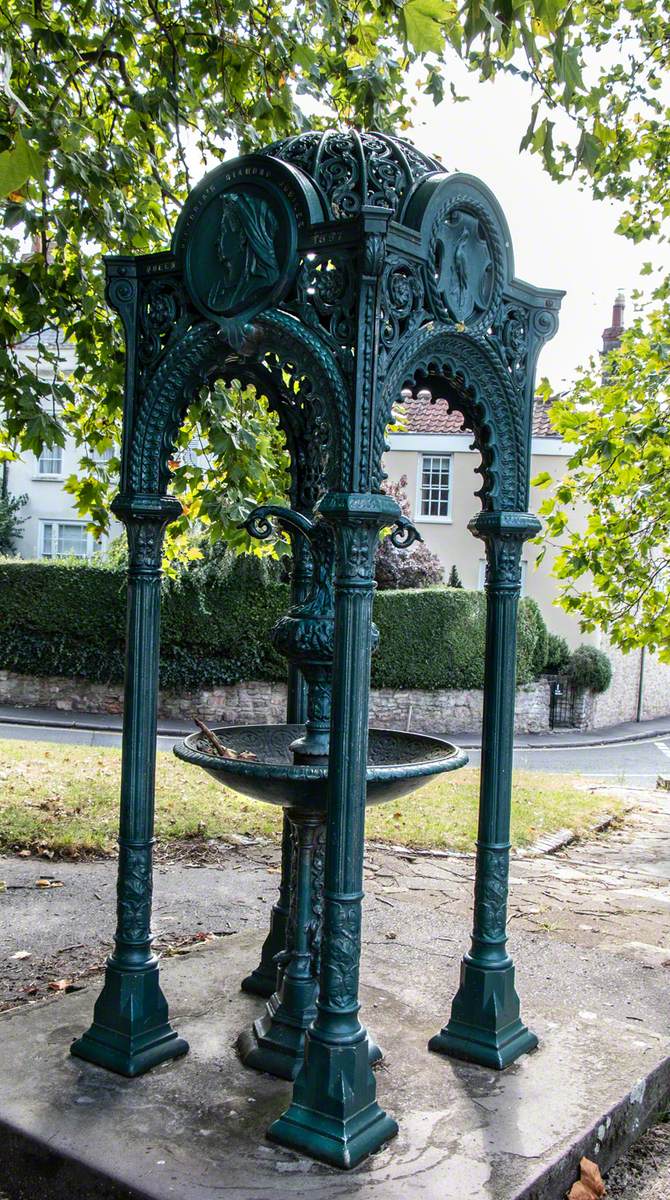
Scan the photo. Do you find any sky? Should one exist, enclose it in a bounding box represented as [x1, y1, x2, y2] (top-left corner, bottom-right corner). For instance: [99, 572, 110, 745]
[404, 58, 669, 389]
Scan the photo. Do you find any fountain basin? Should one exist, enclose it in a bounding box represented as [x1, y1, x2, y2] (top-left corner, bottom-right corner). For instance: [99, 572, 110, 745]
[174, 724, 468, 810]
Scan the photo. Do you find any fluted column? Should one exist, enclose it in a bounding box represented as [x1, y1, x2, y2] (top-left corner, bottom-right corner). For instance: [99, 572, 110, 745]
[241, 537, 311, 997]
[268, 492, 399, 1169]
[71, 493, 188, 1076]
[430, 510, 541, 1069]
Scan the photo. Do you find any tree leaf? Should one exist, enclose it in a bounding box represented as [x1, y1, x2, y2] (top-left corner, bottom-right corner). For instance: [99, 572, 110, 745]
[0, 131, 43, 198]
[402, 0, 448, 53]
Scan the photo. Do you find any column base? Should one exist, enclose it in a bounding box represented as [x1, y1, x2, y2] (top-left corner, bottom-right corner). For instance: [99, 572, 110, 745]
[428, 959, 538, 1070]
[70, 961, 189, 1078]
[266, 1031, 396, 1169]
[238, 990, 383, 1082]
[240, 910, 288, 999]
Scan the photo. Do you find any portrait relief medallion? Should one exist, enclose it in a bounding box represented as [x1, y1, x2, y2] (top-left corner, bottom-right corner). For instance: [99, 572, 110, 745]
[183, 179, 296, 324]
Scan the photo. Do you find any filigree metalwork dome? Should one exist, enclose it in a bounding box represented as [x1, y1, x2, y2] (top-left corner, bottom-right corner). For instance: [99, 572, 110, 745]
[262, 129, 442, 219]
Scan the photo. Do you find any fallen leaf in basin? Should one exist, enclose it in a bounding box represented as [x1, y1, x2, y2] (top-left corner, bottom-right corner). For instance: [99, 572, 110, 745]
[10, 950, 31, 960]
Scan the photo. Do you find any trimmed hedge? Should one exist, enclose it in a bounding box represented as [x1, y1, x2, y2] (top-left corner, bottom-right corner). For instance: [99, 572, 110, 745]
[0, 557, 547, 692]
[370, 588, 545, 689]
[567, 645, 612, 694]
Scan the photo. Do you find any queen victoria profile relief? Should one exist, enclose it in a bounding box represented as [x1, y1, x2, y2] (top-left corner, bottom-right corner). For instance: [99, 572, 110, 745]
[207, 191, 281, 315]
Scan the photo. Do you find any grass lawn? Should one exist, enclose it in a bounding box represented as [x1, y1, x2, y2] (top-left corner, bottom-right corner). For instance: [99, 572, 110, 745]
[0, 739, 621, 857]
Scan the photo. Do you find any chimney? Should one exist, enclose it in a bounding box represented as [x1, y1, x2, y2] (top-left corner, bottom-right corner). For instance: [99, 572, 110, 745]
[602, 290, 625, 356]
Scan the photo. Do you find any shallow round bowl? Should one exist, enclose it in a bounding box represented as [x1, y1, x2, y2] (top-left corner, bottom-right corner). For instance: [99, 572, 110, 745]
[174, 724, 468, 811]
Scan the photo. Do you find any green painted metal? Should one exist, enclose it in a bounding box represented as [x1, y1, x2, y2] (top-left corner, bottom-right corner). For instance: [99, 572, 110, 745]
[71, 494, 188, 1076]
[241, 542, 310, 1000]
[429, 511, 542, 1069]
[74, 128, 564, 1167]
[176, 722, 466, 1082]
[267, 492, 402, 1167]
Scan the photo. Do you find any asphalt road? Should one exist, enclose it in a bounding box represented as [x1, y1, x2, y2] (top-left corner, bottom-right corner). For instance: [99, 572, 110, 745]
[0, 718, 669, 784]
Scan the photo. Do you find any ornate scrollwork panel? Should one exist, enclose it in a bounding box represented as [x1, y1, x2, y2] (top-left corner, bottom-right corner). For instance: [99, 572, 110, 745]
[127, 311, 351, 498]
[377, 326, 528, 511]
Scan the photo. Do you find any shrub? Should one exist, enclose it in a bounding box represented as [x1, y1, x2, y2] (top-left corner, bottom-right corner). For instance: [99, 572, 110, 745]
[0, 558, 547, 692]
[567, 645, 612, 694]
[447, 565, 463, 588]
[371, 589, 546, 690]
[545, 632, 571, 674]
[375, 475, 444, 589]
[522, 597, 548, 678]
[0, 492, 27, 555]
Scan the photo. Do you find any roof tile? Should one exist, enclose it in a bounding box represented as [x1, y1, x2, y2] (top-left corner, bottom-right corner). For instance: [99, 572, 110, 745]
[396, 391, 559, 438]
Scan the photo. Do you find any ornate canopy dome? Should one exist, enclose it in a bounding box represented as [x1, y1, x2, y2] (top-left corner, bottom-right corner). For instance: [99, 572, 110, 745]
[262, 129, 443, 221]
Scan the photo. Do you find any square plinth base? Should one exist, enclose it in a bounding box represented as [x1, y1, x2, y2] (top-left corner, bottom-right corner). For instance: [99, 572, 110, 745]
[0, 930, 669, 1200]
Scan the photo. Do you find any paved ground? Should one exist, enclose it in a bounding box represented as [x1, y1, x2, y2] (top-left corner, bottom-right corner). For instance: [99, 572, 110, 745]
[0, 786, 669, 1198]
[605, 1121, 670, 1197]
[2, 711, 669, 1193]
[2, 785, 669, 1012]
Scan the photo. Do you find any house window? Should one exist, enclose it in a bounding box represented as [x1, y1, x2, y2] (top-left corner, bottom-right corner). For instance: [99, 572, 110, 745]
[37, 446, 63, 476]
[418, 453, 452, 520]
[40, 521, 92, 559]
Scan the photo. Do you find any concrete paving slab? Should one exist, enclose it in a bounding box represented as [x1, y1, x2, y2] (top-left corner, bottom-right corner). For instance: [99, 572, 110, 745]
[0, 930, 668, 1200]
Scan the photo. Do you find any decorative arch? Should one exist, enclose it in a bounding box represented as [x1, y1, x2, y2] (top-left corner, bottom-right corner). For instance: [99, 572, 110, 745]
[128, 310, 350, 500]
[377, 326, 528, 511]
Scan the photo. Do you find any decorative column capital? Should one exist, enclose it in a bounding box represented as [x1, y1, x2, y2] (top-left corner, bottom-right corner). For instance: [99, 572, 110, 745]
[317, 491, 401, 526]
[111, 493, 183, 573]
[468, 511, 541, 593]
[317, 492, 401, 585]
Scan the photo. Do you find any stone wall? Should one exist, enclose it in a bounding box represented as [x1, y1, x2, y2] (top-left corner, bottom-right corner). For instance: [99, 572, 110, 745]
[4, 659, 668, 734]
[584, 645, 670, 729]
[0, 670, 552, 735]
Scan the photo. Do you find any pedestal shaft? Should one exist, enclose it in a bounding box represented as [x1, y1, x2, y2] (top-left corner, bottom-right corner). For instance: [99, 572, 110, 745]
[267, 494, 399, 1168]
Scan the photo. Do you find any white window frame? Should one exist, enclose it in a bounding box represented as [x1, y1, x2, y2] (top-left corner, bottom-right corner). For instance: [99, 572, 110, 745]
[478, 558, 528, 596]
[415, 452, 453, 523]
[39, 519, 95, 560]
[34, 445, 64, 479]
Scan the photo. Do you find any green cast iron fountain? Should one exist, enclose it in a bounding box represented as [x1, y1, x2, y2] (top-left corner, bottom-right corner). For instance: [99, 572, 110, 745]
[70, 127, 564, 1173]
[175, 504, 468, 1082]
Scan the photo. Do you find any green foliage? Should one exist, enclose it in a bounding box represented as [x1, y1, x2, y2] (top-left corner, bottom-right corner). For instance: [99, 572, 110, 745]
[566, 645, 612, 695]
[2, 0, 668, 554]
[0, 0, 428, 553]
[376, 475, 444, 589]
[370, 589, 546, 689]
[522, 597, 548, 678]
[545, 632, 571, 675]
[535, 302, 670, 659]
[0, 559, 546, 692]
[447, 564, 463, 588]
[0, 490, 27, 554]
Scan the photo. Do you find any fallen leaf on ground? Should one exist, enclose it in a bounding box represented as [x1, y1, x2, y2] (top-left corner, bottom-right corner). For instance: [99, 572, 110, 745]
[17, 850, 31, 858]
[567, 1157, 606, 1199]
[35, 878, 64, 889]
[47, 978, 84, 993]
[10, 950, 31, 960]
[0, 880, 6, 893]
